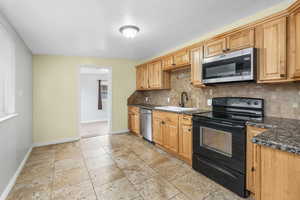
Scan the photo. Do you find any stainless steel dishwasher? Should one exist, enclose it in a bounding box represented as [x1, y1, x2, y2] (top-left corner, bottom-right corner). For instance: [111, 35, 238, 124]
[140, 108, 152, 142]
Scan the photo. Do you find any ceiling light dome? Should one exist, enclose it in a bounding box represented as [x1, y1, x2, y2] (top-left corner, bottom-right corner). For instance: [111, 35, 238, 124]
[119, 25, 140, 38]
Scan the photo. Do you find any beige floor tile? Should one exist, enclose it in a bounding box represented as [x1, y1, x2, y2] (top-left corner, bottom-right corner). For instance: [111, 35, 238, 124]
[55, 148, 82, 161]
[17, 163, 54, 183]
[52, 180, 96, 200]
[89, 164, 125, 187]
[122, 163, 158, 185]
[135, 176, 180, 200]
[54, 158, 85, 172]
[53, 167, 90, 190]
[81, 148, 107, 159]
[171, 171, 217, 200]
[85, 155, 115, 171]
[95, 177, 140, 200]
[113, 153, 145, 169]
[7, 181, 52, 200]
[170, 193, 191, 200]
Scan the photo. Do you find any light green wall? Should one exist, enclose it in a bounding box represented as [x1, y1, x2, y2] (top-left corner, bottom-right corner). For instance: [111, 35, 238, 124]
[33, 55, 139, 144]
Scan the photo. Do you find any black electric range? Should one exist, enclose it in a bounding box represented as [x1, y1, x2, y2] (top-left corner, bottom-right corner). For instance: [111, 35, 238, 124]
[192, 97, 264, 198]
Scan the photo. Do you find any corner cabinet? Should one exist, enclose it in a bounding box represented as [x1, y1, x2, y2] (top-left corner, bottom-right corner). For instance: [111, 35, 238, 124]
[255, 17, 287, 82]
[190, 45, 205, 87]
[128, 106, 140, 135]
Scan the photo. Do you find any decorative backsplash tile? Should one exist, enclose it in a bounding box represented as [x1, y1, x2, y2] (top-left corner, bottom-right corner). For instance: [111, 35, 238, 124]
[130, 68, 300, 119]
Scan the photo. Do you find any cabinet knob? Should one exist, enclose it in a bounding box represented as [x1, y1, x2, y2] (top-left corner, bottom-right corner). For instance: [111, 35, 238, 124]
[188, 129, 191, 132]
[251, 167, 255, 172]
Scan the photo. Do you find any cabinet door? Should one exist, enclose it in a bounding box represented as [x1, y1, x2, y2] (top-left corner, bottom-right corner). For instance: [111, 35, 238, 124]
[162, 55, 174, 70]
[288, 9, 300, 79]
[227, 28, 254, 51]
[136, 66, 143, 90]
[256, 17, 287, 82]
[163, 120, 179, 154]
[141, 65, 149, 89]
[133, 113, 140, 135]
[204, 38, 226, 58]
[153, 117, 163, 146]
[190, 46, 205, 87]
[256, 146, 300, 200]
[179, 124, 192, 164]
[174, 49, 190, 66]
[246, 126, 267, 194]
[149, 61, 162, 88]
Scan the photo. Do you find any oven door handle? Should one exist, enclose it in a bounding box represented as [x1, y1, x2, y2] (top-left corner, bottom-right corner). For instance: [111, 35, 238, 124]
[203, 120, 244, 129]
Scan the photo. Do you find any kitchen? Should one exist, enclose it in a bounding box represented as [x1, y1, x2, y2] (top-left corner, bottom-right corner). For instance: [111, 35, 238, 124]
[1, 0, 300, 200]
[128, 0, 300, 199]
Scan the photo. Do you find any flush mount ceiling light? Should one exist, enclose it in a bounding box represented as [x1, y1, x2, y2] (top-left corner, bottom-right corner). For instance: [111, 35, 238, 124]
[119, 25, 140, 38]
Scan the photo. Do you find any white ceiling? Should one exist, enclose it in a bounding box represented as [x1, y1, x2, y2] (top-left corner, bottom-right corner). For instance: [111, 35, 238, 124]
[0, 0, 289, 60]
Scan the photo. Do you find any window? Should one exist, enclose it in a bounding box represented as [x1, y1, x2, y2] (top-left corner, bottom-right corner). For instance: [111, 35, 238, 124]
[0, 24, 15, 118]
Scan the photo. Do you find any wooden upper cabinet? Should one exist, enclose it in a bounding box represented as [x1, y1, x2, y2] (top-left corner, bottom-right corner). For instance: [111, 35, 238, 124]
[190, 45, 205, 87]
[148, 60, 163, 89]
[136, 64, 148, 90]
[246, 126, 267, 195]
[173, 49, 190, 66]
[162, 55, 174, 70]
[288, 8, 300, 79]
[227, 28, 255, 51]
[204, 38, 226, 58]
[256, 17, 287, 82]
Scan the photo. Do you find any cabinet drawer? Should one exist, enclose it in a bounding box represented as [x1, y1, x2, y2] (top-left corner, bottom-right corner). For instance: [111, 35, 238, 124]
[181, 115, 192, 125]
[160, 112, 179, 123]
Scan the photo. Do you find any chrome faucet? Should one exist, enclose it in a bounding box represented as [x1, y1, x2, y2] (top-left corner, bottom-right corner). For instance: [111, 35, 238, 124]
[179, 92, 189, 107]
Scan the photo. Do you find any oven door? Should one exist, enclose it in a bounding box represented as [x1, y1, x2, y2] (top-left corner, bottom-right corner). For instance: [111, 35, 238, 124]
[193, 117, 246, 173]
[202, 49, 255, 84]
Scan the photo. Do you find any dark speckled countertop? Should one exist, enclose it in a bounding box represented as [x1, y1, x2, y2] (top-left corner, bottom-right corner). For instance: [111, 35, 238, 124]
[247, 117, 300, 155]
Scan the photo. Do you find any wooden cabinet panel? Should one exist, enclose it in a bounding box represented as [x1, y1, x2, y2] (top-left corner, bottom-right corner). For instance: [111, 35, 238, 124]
[148, 60, 163, 89]
[190, 46, 205, 87]
[227, 28, 255, 51]
[163, 119, 179, 154]
[288, 9, 300, 79]
[179, 115, 192, 165]
[174, 49, 190, 66]
[162, 55, 174, 70]
[204, 38, 226, 58]
[136, 65, 148, 90]
[256, 17, 287, 82]
[255, 146, 300, 200]
[246, 126, 267, 195]
[128, 106, 140, 135]
[153, 116, 163, 145]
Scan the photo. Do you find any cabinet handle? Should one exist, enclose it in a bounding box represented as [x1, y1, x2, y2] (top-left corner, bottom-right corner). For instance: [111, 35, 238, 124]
[280, 74, 286, 78]
[188, 129, 191, 132]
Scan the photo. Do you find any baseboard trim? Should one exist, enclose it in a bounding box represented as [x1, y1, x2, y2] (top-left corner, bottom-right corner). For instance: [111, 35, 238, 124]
[0, 146, 32, 200]
[110, 129, 129, 135]
[33, 137, 80, 147]
[80, 119, 108, 124]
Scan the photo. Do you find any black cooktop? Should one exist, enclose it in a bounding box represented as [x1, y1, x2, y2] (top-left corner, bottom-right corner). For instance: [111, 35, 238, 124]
[193, 111, 263, 124]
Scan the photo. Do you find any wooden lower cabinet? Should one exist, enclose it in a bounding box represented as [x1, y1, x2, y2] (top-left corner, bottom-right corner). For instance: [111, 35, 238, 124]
[152, 111, 193, 164]
[128, 106, 140, 135]
[178, 115, 193, 165]
[255, 146, 300, 200]
[246, 126, 267, 195]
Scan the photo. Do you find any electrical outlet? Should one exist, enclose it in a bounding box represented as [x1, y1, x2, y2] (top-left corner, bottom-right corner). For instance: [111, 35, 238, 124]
[167, 97, 170, 103]
[207, 99, 212, 106]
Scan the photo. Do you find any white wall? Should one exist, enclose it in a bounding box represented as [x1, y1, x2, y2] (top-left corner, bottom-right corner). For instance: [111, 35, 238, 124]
[80, 73, 109, 123]
[0, 12, 32, 197]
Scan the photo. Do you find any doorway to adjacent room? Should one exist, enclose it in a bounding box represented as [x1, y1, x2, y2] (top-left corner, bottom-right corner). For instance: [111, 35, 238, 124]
[79, 65, 112, 138]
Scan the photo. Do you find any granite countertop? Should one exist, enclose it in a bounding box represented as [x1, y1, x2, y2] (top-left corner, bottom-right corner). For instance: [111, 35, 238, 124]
[128, 104, 210, 115]
[247, 117, 300, 155]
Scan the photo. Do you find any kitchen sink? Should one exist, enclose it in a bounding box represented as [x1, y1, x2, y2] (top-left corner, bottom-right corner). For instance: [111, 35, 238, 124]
[154, 106, 199, 112]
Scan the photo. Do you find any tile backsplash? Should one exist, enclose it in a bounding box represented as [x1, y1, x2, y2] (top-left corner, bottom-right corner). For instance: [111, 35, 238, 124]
[129, 68, 300, 119]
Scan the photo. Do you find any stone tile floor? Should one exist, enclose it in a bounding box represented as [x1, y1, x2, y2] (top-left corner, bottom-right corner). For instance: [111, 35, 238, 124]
[7, 133, 250, 200]
[80, 121, 109, 138]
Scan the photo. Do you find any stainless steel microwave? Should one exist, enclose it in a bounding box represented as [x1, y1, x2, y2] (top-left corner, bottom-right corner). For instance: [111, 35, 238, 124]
[202, 48, 256, 84]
